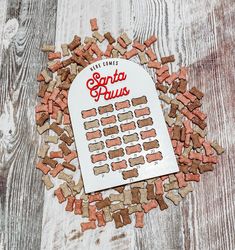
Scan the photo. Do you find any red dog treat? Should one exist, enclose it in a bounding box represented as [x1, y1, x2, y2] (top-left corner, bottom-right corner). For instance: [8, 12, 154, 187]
[115, 100, 130, 110]
[146, 152, 163, 163]
[131, 188, 140, 204]
[81, 221, 96, 232]
[135, 211, 144, 228]
[101, 115, 116, 126]
[96, 210, 106, 227]
[90, 18, 98, 31]
[86, 130, 102, 140]
[91, 152, 107, 163]
[132, 40, 146, 52]
[89, 205, 97, 221]
[145, 48, 157, 61]
[36, 162, 50, 174]
[148, 61, 161, 69]
[122, 168, 139, 180]
[155, 179, 164, 195]
[108, 148, 124, 159]
[189, 87, 204, 99]
[120, 121, 136, 132]
[134, 107, 150, 118]
[142, 200, 158, 213]
[111, 160, 128, 171]
[140, 129, 156, 140]
[65, 196, 75, 212]
[126, 144, 142, 155]
[74, 199, 82, 215]
[54, 188, 66, 203]
[68, 35, 81, 51]
[50, 164, 64, 177]
[105, 137, 122, 148]
[144, 35, 157, 47]
[81, 108, 97, 119]
[125, 48, 138, 59]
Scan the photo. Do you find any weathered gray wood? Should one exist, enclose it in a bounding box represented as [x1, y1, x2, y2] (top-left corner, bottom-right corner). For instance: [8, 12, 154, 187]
[0, 0, 57, 249]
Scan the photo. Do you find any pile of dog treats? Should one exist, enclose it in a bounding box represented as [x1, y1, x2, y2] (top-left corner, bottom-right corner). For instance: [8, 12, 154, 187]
[35, 18, 225, 232]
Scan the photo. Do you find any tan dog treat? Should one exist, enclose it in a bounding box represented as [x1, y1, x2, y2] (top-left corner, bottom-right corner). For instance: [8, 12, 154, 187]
[92, 31, 104, 42]
[138, 52, 148, 65]
[109, 193, 124, 202]
[38, 82, 48, 97]
[159, 93, 172, 104]
[88, 141, 104, 152]
[57, 171, 72, 183]
[132, 40, 146, 51]
[146, 152, 163, 163]
[61, 44, 69, 56]
[123, 133, 139, 144]
[198, 163, 214, 173]
[143, 140, 159, 151]
[41, 69, 52, 83]
[128, 204, 143, 214]
[81, 108, 97, 119]
[96, 197, 111, 210]
[178, 183, 193, 198]
[161, 55, 175, 64]
[164, 181, 179, 192]
[82, 202, 89, 218]
[60, 133, 74, 146]
[189, 87, 204, 99]
[56, 111, 63, 124]
[101, 115, 116, 126]
[59, 142, 71, 156]
[62, 162, 76, 172]
[111, 160, 127, 171]
[126, 144, 142, 155]
[103, 126, 119, 136]
[72, 178, 83, 194]
[42, 175, 54, 190]
[110, 202, 125, 212]
[114, 186, 125, 193]
[131, 96, 147, 106]
[60, 182, 71, 197]
[84, 119, 100, 130]
[93, 164, 110, 175]
[112, 49, 118, 58]
[120, 32, 132, 45]
[112, 212, 123, 228]
[211, 141, 225, 155]
[105, 137, 122, 148]
[86, 130, 102, 141]
[115, 100, 130, 110]
[168, 174, 177, 183]
[38, 144, 49, 158]
[104, 32, 116, 44]
[134, 107, 150, 118]
[54, 188, 66, 203]
[155, 194, 168, 210]
[114, 43, 126, 55]
[108, 148, 124, 159]
[43, 156, 57, 168]
[117, 111, 133, 122]
[102, 206, 113, 222]
[131, 188, 140, 204]
[139, 189, 148, 204]
[50, 164, 64, 177]
[137, 118, 153, 128]
[131, 181, 145, 188]
[142, 200, 158, 213]
[128, 156, 145, 167]
[166, 191, 182, 205]
[120, 122, 136, 132]
[41, 44, 55, 52]
[91, 152, 107, 163]
[122, 168, 139, 180]
[140, 129, 156, 140]
[123, 190, 132, 205]
[37, 122, 50, 135]
[36, 162, 50, 175]
[36, 113, 49, 126]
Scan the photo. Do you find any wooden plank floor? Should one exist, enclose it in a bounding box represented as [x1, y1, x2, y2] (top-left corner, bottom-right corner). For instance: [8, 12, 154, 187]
[0, 0, 234, 249]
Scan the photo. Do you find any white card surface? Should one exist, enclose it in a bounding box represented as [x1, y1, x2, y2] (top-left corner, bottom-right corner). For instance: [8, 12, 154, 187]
[68, 58, 178, 193]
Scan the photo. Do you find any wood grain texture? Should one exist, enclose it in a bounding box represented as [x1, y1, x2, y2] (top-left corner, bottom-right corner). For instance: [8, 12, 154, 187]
[0, 0, 57, 249]
[0, 0, 234, 249]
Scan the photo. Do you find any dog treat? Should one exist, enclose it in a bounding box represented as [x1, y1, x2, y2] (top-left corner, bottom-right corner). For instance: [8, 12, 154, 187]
[86, 130, 102, 141]
[135, 211, 144, 228]
[161, 55, 175, 64]
[189, 87, 204, 99]
[158, 71, 170, 83]
[37, 122, 50, 135]
[125, 48, 138, 59]
[146, 184, 155, 200]
[122, 168, 139, 180]
[41, 44, 55, 52]
[60, 133, 74, 146]
[132, 41, 146, 52]
[115, 100, 130, 110]
[88, 141, 104, 152]
[95, 197, 111, 210]
[155, 194, 168, 210]
[143, 140, 159, 151]
[139, 189, 148, 204]
[64, 150, 77, 163]
[114, 43, 126, 55]
[105, 137, 122, 148]
[211, 141, 225, 155]
[126, 144, 142, 155]
[68, 35, 81, 51]
[120, 32, 132, 45]
[104, 32, 116, 44]
[145, 48, 157, 61]
[54, 187, 66, 203]
[41, 175, 54, 190]
[81, 201, 89, 218]
[101, 115, 116, 126]
[178, 183, 193, 198]
[112, 212, 123, 228]
[131, 96, 147, 106]
[43, 156, 57, 168]
[128, 156, 145, 167]
[110, 201, 125, 213]
[123, 133, 139, 144]
[165, 191, 182, 205]
[50, 151, 63, 159]
[144, 35, 157, 47]
[198, 163, 214, 173]
[120, 122, 136, 132]
[117, 37, 127, 48]
[81, 221, 96, 232]
[137, 118, 153, 128]
[177, 79, 187, 93]
[59, 142, 71, 156]
[140, 129, 156, 140]
[142, 200, 158, 213]
[50, 164, 64, 177]
[117, 111, 133, 122]
[187, 99, 201, 112]
[109, 193, 124, 202]
[156, 82, 168, 93]
[108, 148, 124, 159]
[84, 119, 100, 130]
[36, 113, 49, 127]
[81, 108, 97, 119]
[50, 122, 63, 136]
[111, 160, 127, 171]
[96, 210, 106, 227]
[154, 178, 164, 195]
[131, 188, 140, 204]
[123, 190, 132, 205]
[92, 31, 104, 43]
[191, 117, 207, 130]
[91, 152, 107, 163]
[120, 208, 132, 225]
[128, 204, 143, 214]
[38, 144, 49, 158]
[62, 162, 76, 171]
[65, 196, 75, 212]
[148, 60, 161, 69]
[134, 107, 150, 118]
[88, 205, 97, 221]
[74, 199, 82, 215]
[138, 52, 148, 65]
[103, 126, 119, 136]
[57, 172, 72, 184]
[146, 152, 162, 163]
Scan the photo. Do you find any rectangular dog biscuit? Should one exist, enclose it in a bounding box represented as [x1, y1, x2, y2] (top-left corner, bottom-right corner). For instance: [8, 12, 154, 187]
[98, 104, 114, 114]
[131, 96, 147, 106]
[122, 168, 139, 180]
[111, 160, 128, 171]
[81, 108, 97, 119]
[137, 118, 153, 128]
[128, 156, 145, 167]
[120, 122, 136, 132]
[117, 111, 133, 122]
[105, 137, 122, 148]
[101, 115, 116, 126]
[134, 107, 150, 118]
[123, 133, 139, 144]
[125, 144, 142, 155]
[84, 119, 99, 130]
[86, 130, 102, 140]
[88, 141, 104, 152]
[103, 126, 119, 136]
[140, 129, 156, 139]
[143, 140, 159, 151]
[93, 164, 110, 175]
[146, 152, 163, 163]
[108, 148, 124, 159]
[91, 152, 107, 163]
[115, 100, 130, 110]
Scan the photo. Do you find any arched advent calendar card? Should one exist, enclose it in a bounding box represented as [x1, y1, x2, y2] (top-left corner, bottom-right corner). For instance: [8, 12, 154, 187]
[68, 58, 179, 193]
